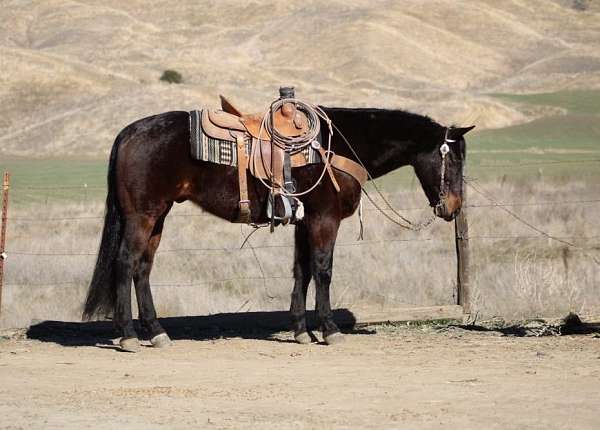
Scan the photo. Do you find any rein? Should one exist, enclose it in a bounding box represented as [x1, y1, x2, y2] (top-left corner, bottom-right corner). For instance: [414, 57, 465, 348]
[246, 98, 457, 233]
[335, 124, 456, 232]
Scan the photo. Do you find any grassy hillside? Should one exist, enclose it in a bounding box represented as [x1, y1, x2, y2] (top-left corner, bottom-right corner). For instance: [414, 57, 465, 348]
[465, 89, 600, 180]
[1, 0, 600, 157]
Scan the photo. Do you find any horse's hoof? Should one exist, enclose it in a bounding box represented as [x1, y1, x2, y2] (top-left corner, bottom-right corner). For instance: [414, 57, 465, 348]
[150, 332, 172, 348]
[119, 337, 141, 353]
[294, 332, 312, 344]
[324, 332, 345, 345]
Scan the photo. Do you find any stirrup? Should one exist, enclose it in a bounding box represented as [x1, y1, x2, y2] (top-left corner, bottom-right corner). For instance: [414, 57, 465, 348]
[266, 193, 293, 225]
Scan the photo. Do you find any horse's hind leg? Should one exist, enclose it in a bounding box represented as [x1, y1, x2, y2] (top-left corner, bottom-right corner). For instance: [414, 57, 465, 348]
[115, 213, 156, 352]
[133, 205, 172, 348]
[307, 216, 343, 345]
[290, 223, 313, 344]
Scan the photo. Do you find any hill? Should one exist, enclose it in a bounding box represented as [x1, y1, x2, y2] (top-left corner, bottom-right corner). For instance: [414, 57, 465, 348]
[1, 0, 599, 157]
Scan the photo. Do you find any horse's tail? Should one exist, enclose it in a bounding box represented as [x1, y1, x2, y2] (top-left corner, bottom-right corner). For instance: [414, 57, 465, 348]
[82, 132, 124, 321]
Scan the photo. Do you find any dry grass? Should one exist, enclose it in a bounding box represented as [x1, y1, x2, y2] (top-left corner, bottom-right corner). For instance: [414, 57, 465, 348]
[2, 1, 600, 157]
[1, 177, 598, 328]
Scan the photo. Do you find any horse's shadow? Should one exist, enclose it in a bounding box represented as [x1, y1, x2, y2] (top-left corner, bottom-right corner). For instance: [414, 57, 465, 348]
[25, 309, 375, 348]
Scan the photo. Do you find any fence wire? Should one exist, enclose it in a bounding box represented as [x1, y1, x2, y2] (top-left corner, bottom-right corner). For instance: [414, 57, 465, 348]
[2, 165, 599, 290]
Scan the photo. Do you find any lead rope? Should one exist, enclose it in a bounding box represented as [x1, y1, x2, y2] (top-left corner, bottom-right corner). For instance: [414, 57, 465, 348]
[333, 123, 452, 232]
[247, 98, 453, 234]
[358, 197, 364, 240]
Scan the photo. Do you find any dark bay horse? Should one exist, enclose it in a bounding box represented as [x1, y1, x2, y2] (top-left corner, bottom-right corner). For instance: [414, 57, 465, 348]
[83, 106, 474, 351]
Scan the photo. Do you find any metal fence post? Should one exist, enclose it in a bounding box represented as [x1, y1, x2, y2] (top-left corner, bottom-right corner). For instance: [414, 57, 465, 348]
[0, 172, 10, 314]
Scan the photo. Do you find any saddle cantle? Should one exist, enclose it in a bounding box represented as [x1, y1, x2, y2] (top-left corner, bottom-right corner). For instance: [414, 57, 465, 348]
[219, 95, 243, 117]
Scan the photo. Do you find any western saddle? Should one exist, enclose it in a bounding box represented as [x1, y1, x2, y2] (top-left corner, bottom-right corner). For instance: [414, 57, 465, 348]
[200, 87, 367, 225]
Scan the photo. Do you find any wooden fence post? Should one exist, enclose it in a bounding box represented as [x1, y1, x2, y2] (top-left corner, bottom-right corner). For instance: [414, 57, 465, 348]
[455, 182, 471, 317]
[0, 172, 10, 314]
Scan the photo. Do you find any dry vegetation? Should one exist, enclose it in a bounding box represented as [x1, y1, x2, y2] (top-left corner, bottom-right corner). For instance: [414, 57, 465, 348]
[2, 176, 598, 328]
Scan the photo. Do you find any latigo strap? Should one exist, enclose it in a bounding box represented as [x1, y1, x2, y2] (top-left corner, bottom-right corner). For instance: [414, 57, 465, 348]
[236, 135, 251, 223]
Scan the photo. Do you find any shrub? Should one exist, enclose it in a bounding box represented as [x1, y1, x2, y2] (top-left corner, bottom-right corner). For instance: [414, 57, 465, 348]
[572, 0, 589, 11]
[160, 69, 183, 84]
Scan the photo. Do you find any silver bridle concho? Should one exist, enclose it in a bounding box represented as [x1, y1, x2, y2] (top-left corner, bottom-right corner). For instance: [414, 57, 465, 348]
[435, 128, 456, 214]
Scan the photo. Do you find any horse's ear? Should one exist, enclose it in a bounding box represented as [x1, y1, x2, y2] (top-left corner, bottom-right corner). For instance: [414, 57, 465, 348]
[448, 125, 475, 141]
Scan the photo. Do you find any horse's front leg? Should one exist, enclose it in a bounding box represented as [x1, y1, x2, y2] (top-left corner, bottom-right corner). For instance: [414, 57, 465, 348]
[290, 223, 313, 344]
[307, 215, 343, 345]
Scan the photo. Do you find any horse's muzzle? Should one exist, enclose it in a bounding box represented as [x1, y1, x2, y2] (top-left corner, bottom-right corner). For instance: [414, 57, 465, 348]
[434, 193, 462, 221]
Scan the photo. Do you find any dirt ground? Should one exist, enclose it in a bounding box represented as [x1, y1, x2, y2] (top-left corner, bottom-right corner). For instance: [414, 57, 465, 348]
[0, 324, 599, 430]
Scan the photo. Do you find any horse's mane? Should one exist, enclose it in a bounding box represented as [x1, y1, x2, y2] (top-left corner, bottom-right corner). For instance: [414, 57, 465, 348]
[321, 106, 443, 149]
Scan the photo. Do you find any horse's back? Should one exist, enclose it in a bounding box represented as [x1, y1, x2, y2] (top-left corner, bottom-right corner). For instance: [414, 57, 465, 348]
[117, 110, 189, 144]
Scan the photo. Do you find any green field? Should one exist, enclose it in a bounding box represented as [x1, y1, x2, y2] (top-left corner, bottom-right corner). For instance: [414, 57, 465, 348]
[491, 89, 600, 116]
[466, 89, 600, 182]
[0, 157, 108, 205]
[1, 89, 599, 202]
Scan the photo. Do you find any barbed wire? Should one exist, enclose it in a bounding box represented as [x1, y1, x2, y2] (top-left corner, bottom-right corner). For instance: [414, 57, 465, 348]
[8, 213, 215, 222]
[7, 237, 446, 257]
[10, 185, 106, 190]
[474, 159, 600, 168]
[466, 180, 600, 264]
[7, 233, 598, 258]
[3, 276, 295, 289]
[2, 164, 599, 293]
[6, 198, 600, 223]
[6, 157, 598, 186]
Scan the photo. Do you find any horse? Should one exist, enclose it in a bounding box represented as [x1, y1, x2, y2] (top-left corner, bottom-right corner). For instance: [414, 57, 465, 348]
[82, 104, 474, 352]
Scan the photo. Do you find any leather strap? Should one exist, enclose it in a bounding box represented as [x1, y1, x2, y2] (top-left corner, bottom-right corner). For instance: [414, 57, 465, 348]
[236, 135, 251, 223]
[283, 151, 294, 193]
[318, 147, 341, 192]
[331, 155, 368, 186]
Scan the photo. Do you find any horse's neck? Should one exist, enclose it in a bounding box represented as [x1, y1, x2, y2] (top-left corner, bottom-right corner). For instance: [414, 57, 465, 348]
[356, 142, 414, 179]
[323, 107, 434, 180]
[330, 134, 416, 180]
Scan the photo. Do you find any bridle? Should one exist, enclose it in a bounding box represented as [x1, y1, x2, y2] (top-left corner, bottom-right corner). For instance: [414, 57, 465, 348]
[434, 127, 455, 217]
[334, 124, 462, 232]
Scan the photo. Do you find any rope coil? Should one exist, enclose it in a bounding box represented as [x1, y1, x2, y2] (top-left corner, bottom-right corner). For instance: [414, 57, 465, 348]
[264, 98, 321, 153]
[252, 98, 334, 197]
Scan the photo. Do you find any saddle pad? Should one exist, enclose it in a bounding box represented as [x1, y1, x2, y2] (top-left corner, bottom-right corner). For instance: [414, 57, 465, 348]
[189, 110, 320, 167]
[189, 110, 247, 166]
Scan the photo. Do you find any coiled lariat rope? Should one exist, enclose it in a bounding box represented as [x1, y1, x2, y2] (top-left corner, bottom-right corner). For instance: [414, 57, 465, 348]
[252, 98, 334, 197]
[266, 98, 321, 152]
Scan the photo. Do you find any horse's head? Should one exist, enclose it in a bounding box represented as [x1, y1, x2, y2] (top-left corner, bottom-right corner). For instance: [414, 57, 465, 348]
[412, 125, 475, 221]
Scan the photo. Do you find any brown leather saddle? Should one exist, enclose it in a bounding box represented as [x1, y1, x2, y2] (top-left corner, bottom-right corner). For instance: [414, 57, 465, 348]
[200, 94, 367, 224]
[201, 97, 314, 183]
